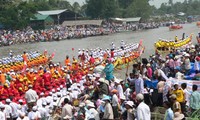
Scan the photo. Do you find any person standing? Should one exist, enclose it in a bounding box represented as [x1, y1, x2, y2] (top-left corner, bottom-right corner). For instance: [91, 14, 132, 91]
[125, 101, 135, 120]
[61, 98, 73, 120]
[102, 96, 114, 120]
[181, 83, 190, 111]
[157, 77, 165, 106]
[136, 93, 151, 120]
[103, 59, 114, 81]
[25, 85, 38, 109]
[183, 54, 191, 74]
[134, 71, 144, 94]
[163, 101, 174, 120]
[4, 99, 12, 120]
[189, 85, 200, 113]
[0, 104, 6, 120]
[172, 83, 185, 114]
[111, 89, 119, 119]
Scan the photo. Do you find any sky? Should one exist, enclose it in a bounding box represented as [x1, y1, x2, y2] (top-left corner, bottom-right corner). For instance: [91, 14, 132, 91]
[68, 0, 185, 8]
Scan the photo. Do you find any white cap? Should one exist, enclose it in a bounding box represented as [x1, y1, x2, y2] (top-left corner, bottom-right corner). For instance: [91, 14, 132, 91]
[18, 99, 23, 103]
[0, 104, 5, 108]
[136, 93, 144, 101]
[42, 102, 47, 106]
[40, 92, 44, 96]
[32, 106, 37, 111]
[6, 99, 11, 103]
[57, 88, 60, 91]
[53, 97, 57, 101]
[52, 89, 55, 93]
[125, 101, 134, 107]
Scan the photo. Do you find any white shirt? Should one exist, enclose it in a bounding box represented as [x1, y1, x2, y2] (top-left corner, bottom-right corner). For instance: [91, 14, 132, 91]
[28, 111, 41, 120]
[117, 84, 124, 99]
[183, 89, 191, 106]
[88, 108, 100, 120]
[194, 59, 199, 71]
[38, 107, 48, 118]
[37, 97, 46, 108]
[112, 94, 119, 106]
[25, 89, 38, 103]
[16, 116, 30, 120]
[175, 72, 184, 80]
[135, 77, 144, 94]
[136, 102, 151, 120]
[4, 104, 12, 118]
[0, 111, 5, 120]
[124, 88, 131, 100]
[10, 102, 19, 118]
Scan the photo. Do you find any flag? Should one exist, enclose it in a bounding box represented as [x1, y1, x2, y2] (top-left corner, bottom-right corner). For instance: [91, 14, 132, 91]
[44, 49, 48, 55]
[51, 51, 55, 58]
[138, 39, 143, 47]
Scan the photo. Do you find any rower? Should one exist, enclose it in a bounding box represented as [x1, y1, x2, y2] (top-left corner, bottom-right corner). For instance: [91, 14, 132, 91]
[175, 36, 178, 42]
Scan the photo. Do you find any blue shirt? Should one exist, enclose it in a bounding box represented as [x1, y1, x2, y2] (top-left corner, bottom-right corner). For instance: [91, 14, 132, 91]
[190, 91, 200, 110]
[165, 108, 174, 120]
[104, 63, 114, 81]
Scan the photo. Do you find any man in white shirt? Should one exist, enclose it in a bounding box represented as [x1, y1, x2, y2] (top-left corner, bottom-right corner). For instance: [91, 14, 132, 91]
[25, 85, 38, 108]
[85, 102, 100, 120]
[37, 92, 46, 108]
[4, 99, 12, 120]
[115, 79, 124, 99]
[38, 102, 48, 120]
[134, 71, 144, 94]
[28, 106, 41, 120]
[0, 104, 6, 120]
[16, 112, 29, 120]
[174, 67, 184, 80]
[136, 93, 151, 120]
[61, 98, 73, 120]
[10, 98, 19, 120]
[111, 89, 119, 119]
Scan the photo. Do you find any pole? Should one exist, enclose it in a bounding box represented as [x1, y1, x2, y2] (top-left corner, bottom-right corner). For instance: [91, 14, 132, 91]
[124, 59, 130, 84]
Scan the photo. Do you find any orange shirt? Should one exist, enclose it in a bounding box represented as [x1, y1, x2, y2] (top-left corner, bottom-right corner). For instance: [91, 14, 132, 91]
[0, 74, 6, 85]
[22, 54, 28, 62]
[65, 59, 70, 66]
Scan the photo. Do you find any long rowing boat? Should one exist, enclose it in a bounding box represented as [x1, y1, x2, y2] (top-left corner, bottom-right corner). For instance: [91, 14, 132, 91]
[155, 34, 192, 54]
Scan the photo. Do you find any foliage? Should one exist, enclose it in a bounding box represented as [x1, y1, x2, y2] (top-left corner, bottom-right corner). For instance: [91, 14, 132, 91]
[157, 0, 200, 16]
[0, 0, 74, 29]
[86, 0, 152, 19]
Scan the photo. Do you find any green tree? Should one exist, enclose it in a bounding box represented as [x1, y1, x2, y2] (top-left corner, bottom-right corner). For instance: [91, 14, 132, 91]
[72, 2, 81, 13]
[125, 0, 152, 19]
[86, 0, 119, 19]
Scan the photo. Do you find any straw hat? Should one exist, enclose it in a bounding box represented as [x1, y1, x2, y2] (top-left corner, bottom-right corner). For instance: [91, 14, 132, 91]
[174, 112, 184, 120]
[87, 102, 95, 108]
[170, 94, 177, 100]
[146, 63, 151, 67]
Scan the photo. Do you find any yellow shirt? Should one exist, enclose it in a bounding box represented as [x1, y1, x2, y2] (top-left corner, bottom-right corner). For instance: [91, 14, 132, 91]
[173, 89, 184, 103]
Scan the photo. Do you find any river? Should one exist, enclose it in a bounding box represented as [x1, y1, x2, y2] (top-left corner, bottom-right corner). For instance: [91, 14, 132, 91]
[0, 23, 199, 64]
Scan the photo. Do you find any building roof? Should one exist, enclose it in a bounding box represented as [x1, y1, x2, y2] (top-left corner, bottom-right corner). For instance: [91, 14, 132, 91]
[123, 17, 141, 22]
[110, 18, 125, 21]
[62, 20, 103, 26]
[30, 14, 50, 21]
[38, 9, 67, 15]
[110, 17, 141, 22]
